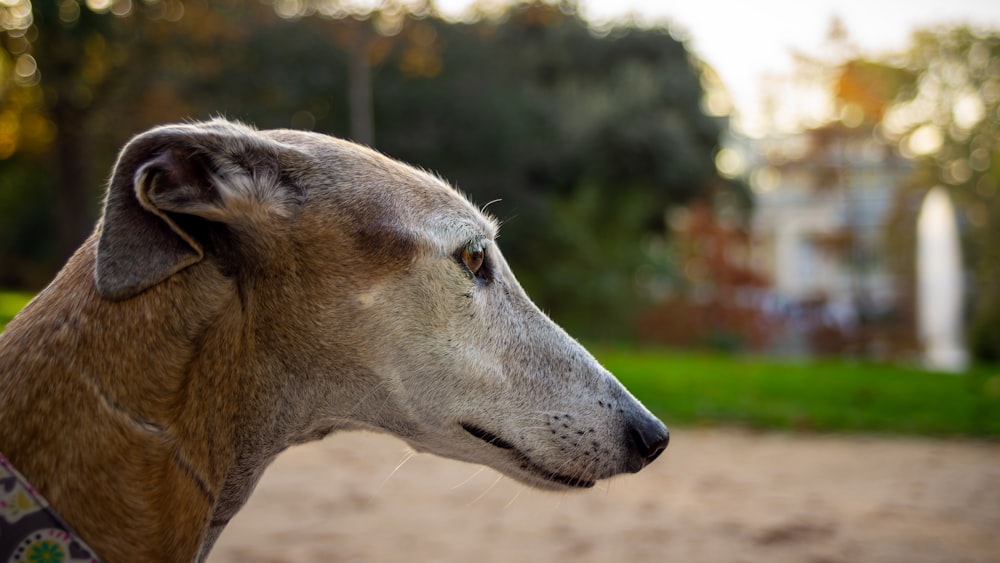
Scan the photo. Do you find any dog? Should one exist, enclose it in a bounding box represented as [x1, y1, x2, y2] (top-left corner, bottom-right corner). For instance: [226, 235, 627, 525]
[0, 119, 668, 561]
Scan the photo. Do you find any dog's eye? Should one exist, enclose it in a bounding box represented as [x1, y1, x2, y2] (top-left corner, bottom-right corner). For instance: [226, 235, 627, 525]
[461, 243, 486, 276]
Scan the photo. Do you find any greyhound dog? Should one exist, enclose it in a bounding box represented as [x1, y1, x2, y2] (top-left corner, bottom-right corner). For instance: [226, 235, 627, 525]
[0, 119, 668, 561]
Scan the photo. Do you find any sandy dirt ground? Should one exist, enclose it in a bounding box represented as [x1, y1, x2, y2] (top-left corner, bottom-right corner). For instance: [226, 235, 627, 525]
[208, 428, 1000, 563]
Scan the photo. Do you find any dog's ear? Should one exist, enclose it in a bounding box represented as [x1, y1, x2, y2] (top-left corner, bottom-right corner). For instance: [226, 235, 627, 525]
[95, 122, 295, 300]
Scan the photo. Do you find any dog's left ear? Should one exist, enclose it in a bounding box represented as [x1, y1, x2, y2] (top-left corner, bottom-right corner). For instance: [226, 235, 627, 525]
[95, 122, 297, 300]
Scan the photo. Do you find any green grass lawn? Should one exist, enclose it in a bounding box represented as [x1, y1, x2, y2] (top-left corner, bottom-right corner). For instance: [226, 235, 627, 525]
[2, 290, 997, 437]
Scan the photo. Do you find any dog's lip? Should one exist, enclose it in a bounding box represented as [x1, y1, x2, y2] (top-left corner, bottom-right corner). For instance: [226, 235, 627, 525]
[459, 422, 596, 489]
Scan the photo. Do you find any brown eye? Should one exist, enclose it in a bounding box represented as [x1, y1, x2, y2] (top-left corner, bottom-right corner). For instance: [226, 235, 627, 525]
[461, 243, 485, 275]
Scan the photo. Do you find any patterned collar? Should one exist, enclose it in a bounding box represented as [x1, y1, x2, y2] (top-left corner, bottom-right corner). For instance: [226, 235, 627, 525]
[0, 453, 100, 562]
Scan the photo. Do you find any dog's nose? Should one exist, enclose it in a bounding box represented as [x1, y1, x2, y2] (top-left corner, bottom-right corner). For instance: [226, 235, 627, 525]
[625, 414, 669, 472]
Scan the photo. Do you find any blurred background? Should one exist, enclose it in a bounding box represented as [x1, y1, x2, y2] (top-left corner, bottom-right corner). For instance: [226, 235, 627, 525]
[1, 0, 999, 431]
[3, 2, 1000, 561]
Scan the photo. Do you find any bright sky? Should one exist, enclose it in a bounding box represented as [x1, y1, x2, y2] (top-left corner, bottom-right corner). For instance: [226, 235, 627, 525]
[434, 0, 1000, 136]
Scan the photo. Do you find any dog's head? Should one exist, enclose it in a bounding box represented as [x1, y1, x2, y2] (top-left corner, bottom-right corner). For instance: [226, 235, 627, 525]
[95, 119, 667, 490]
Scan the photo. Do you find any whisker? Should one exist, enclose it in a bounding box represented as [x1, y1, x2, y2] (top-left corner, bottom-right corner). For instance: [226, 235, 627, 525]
[468, 473, 504, 506]
[503, 488, 522, 509]
[481, 198, 503, 213]
[451, 466, 487, 490]
[377, 449, 416, 493]
[601, 479, 613, 496]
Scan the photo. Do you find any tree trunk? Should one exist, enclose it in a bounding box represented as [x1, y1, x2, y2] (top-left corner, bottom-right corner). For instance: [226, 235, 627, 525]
[347, 43, 375, 147]
[51, 102, 96, 264]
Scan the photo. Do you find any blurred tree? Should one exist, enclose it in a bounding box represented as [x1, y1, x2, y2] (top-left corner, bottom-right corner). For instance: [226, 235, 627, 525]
[833, 27, 1000, 361]
[834, 59, 916, 124]
[1, 0, 59, 283]
[374, 1, 734, 336]
[0, 0, 197, 269]
[892, 28, 1000, 363]
[2, 0, 152, 264]
[1, 0, 731, 340]
[0, 0, 393, 270]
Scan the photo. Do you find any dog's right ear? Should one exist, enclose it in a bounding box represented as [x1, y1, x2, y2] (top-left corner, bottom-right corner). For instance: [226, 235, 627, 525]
[95, 122, 291, 301]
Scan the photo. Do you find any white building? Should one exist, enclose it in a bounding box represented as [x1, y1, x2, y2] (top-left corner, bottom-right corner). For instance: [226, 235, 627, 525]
[747, 123, 912, 352]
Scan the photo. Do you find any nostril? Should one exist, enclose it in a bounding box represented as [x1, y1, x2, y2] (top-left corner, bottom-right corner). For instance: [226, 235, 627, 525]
[645, 429, 668, 463]
[626, 416, 669, 471]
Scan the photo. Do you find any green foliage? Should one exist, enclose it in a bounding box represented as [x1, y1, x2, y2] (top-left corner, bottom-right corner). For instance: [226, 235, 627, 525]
[511, 183, 669, 337]
[375, 7, 721, 218]
[369, 6, 726, 336]
[0, 290, 32, 332]
[597, 347, 1000, 437]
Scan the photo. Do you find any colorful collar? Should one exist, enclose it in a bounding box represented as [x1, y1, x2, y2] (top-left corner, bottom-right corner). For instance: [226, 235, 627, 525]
[0, 453, 100, 562]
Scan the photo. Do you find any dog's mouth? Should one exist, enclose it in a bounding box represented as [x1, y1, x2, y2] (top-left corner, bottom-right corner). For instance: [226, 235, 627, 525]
[459, 422, 596, 489]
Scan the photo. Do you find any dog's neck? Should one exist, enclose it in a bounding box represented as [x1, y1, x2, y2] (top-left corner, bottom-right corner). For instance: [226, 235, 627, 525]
[0, 234, 330, 561]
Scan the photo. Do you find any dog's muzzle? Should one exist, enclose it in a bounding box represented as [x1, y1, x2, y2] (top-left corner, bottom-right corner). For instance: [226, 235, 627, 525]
[460, 410, 669, 487]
